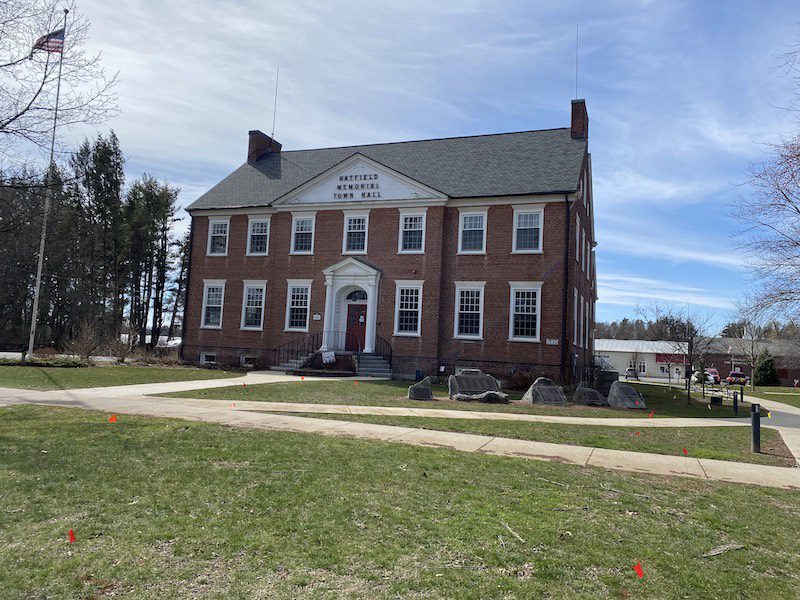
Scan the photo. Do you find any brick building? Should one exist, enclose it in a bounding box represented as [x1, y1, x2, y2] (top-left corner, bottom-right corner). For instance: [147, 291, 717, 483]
[181, 99, 597, 382]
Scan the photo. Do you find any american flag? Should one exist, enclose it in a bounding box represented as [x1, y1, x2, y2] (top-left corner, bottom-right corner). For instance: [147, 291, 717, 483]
[32, 28, 65, 54]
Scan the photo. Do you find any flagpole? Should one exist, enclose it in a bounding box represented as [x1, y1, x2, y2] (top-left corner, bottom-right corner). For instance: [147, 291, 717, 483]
[25, 8, 68, 361]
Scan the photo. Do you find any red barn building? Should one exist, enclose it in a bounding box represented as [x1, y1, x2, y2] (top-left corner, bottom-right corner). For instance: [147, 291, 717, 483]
[181, 99, 597, 383]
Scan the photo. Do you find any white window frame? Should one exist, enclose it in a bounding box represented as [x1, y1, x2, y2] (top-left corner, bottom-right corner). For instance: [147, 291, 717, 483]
[584, 299, 590, 348]
[284, 279, 312, 332]
[457, 208, 488, 255]
[579, 294, 585, 349]
[453, 281, 486, 340]
[581, 229, 586, 272]
[573, 287, 578, 346]
[206, 217, 230, 256]
[240, 279, 267, 331]
[397, 208, 427, 254]
[575, 214, 581, 263]
[246, 216, 270, 256]
[342, 210, 370, 255]
[508, 281, 543, 342]
[290, 212, 316, 255]
[393, 280, 424, 337]
[200, 352, 217, 365]
[201, 279, 226, 329]
[512, 206, 544, 254]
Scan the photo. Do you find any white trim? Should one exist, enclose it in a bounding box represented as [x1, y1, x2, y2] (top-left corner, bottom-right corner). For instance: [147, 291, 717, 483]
[581, 229, 586, 272]
[393, 280, 424, 337]
[284, 278, 313, 332]
[575, 214, 581, 263]
[508, 281, 543, 342]
[201, 279, 226, 329]
[206, 217, 230, 256]
[342, 210, 370, 255]
[273, 152, 448, 206]
[397, 207, 427, 254]
[246, 216, 270, 256]
[453, 281, 486, 340]
[240, 279, 267, 331]
[580, 294, 585, 349]
[200, 352, 217, 365]
[290, 212, 316, 255]
[573, 287, 578, 347]
[187, 194, 576, 217]
[457, 208, 488, 255]
[512, 206, 544, 254]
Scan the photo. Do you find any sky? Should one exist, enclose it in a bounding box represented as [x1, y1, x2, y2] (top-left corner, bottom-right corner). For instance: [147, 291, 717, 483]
[53, 0, 800, 329]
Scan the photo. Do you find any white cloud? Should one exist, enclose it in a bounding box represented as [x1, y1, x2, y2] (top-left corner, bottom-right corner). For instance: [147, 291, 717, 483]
[597, 273, 735, 309]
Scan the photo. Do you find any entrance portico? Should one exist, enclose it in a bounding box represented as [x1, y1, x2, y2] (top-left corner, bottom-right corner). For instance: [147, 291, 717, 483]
[320, 258, 381, 353]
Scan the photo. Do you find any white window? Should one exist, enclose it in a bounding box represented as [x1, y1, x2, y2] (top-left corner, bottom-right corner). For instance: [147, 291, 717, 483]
[398, 209, 426, 253]
[573, 287, 578, 346]
[584, 299, 590, 348]
[581, 229, 586, 272]
[575, 214, 581, 262]
[394, 280, 423, 336]
[639, 362, 646, 374]
[512, 207, 543, 253]
[285, 279, 312, 331]
[200, 352, 217, 365]
[240, 280, 266, 330]
[201, 280, 225, 328]
[291, 213, 315, 254]
[508, 282, 542, 342]
[207, 218, 229, 256]
[454, 282, 485, 339]
[579, 294, 584, 348]
[247, 217, 270, 256]
[343, 211, 369, 254]
[458, 209, 487, 254]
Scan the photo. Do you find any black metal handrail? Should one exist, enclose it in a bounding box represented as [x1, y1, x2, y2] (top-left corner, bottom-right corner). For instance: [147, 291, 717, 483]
[374, 335, 392, 364]
[271, 331, 322, 367]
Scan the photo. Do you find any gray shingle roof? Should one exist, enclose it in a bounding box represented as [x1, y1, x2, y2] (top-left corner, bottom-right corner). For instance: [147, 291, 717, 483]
[187, 128, 587, 211]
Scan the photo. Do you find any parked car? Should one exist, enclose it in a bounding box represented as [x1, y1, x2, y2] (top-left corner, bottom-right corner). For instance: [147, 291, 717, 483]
[726, 371, 749, 385]
[624, 367, 638, 380]
[691, 370, 714, 385]
[705, 368, 721, 384]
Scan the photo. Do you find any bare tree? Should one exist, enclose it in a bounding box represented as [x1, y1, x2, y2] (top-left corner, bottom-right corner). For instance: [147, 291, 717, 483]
[638, 303, 717, 405]
[728, 303, 770, 391]
[733, 33, 800, 321]
[0, 0, 117, 158]
[64, 319, 101, 361]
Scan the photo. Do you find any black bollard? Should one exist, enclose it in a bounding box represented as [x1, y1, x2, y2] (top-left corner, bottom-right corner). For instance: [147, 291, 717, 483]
[733, 391, 738, 416]
[751, 403, 761, 453]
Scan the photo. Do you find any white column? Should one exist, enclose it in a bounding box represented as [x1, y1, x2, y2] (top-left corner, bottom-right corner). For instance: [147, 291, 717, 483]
[364, 281, 377, 353]
[320, 276, 335, 351]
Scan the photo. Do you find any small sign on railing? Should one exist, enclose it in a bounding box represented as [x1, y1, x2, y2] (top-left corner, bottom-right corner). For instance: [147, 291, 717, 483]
[322, 351, 336, 364]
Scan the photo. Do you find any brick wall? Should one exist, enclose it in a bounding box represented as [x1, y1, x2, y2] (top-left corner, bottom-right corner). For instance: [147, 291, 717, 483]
[182, 190, 595, 383]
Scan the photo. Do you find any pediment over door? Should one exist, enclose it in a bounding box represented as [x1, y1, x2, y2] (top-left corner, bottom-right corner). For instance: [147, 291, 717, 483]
[276, 154, 447, 206]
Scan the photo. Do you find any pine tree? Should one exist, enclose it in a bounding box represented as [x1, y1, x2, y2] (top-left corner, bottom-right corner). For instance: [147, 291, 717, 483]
[754, 351, 781, 386]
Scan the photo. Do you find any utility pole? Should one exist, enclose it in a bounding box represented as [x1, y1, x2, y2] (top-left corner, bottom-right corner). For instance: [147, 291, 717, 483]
[25, 9, 69, 361]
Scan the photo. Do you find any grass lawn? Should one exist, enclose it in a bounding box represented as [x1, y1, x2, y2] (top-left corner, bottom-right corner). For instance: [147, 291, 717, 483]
[745, 386, 800, 409]
[160, 379, 750, 419]
[278, 412, 793, 467]
[1, 406, 799, 599]
[0, 365, 240, 391]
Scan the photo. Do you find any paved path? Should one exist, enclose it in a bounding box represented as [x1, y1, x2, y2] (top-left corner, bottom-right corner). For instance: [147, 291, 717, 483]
[1, 378, 799, 489]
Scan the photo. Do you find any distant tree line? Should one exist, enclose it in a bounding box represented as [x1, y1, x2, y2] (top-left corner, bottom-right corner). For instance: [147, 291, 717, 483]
[0, 131, 188, 352]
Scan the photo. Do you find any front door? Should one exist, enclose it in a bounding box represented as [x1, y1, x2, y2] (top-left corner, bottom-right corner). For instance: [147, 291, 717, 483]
[346, 304, 367, 352]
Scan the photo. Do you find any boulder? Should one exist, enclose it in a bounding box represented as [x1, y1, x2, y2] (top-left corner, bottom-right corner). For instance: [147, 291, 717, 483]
[521, 377, 568, 405]
[408, 376, 434, 401]
[448, 371, 509, 403]
[595, 370, 619, 397]
[607, 380, 647, 409]
[573, 384, 608, 406]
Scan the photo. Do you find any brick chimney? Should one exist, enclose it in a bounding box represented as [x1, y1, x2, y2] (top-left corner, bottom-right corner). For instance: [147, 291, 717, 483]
[247, 130, 282, 163]
[570, 99, 588, 139]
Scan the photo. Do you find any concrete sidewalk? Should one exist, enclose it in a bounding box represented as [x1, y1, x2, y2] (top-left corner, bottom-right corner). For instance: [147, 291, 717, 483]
[1, 389, 798, 490]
